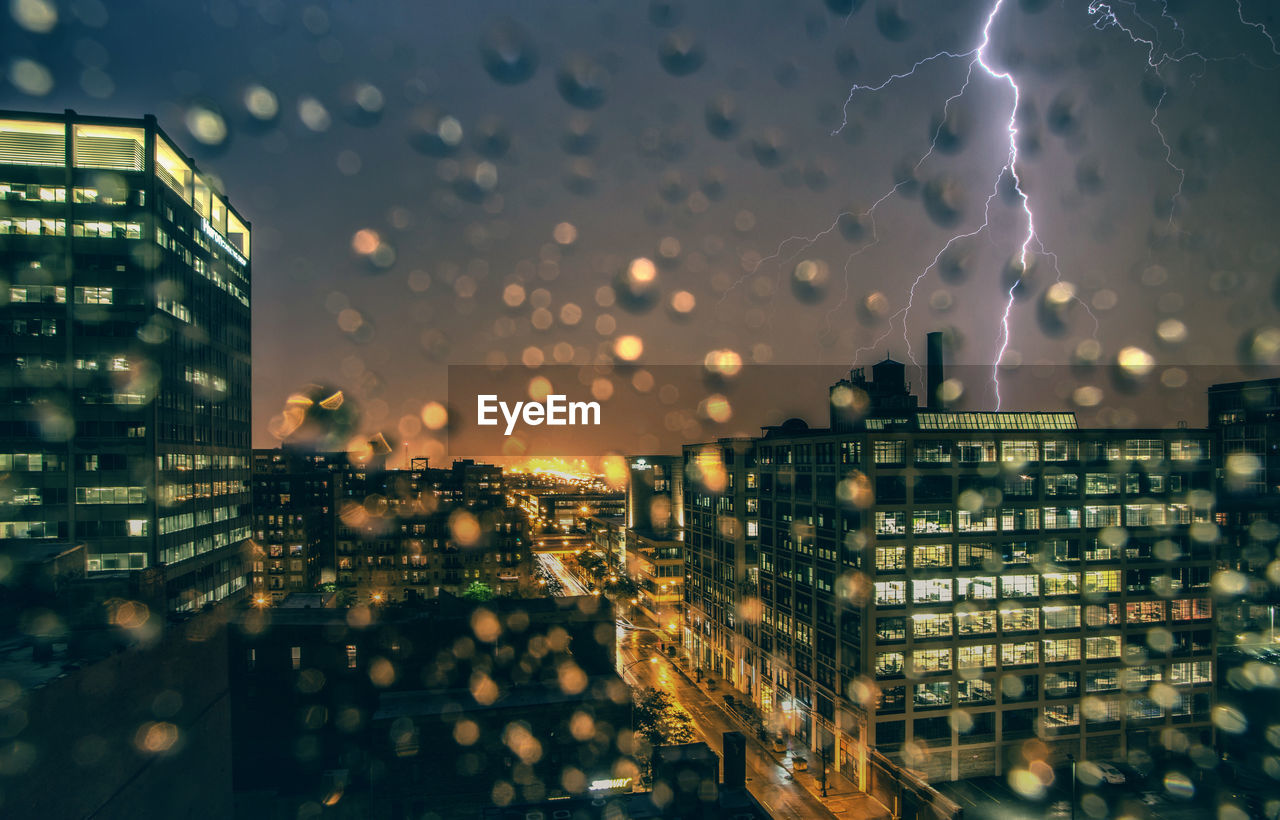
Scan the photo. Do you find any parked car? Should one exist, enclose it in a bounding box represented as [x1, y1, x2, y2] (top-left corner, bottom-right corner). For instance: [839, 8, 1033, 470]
[1092, 762, 1126, 785]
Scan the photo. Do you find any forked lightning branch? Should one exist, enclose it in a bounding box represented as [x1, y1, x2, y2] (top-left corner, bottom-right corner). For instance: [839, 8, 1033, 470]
[476, 394, 602, 435]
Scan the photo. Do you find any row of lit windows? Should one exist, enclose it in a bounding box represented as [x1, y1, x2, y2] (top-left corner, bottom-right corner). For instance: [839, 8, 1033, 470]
[876, 636, 1128, 676]
[881, 665, 1211, 713]
[854, 438, 1210, 465]
[0, 453, 64, 472]
[156, 481, 249, 504]
[914, 413, 1079, 431]
[158, 525, 250, 567]
[157, 505, 242, 535]
[872, 504, 1205, 536]
[6, 286, 116, 306]
[87, 552, 148, 571]
[73, 356, 132, 372]
[185, 366, 227, 393]
[874, 599, 1211, 639]
[0, 182, 137, 205]
[0, 218, 144, 239]
[157, 453, 250, 471]
[0, 121, 245, 252]
[0, 520, 58, 538]
[873, 571, 1128, 604]
[75, 486, 147, 504]
[874, 543, 1042, 571]
[871, 540, 1205, 571]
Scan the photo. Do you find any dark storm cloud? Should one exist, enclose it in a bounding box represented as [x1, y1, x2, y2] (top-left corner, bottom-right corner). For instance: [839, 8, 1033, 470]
[5, 0, 1280, 453]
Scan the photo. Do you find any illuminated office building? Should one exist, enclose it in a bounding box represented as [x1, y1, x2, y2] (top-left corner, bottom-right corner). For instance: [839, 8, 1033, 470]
[625, 454, 685, 631]
[682, 345, 1217, 783]
[0, 110, 251, 611]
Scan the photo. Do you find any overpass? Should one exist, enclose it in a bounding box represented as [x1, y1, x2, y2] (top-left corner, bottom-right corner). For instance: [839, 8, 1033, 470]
[530, 532, 595, 554]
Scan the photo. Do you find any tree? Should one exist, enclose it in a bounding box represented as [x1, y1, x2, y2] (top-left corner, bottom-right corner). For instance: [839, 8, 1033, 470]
[318, 582, 353, 608]
[610, 574, 640, 597]
[633, 687, 697, 746]
[575, 549, 605, 576]
[462, 581, 495, 602]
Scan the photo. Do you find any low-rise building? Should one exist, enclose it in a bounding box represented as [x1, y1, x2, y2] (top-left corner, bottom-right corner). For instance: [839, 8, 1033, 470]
[335, 504, 531, 604]
[229, 594, 631, 816]
[625, 530, 683, 632]
[249, 448, 340, 602]
[516, 489, 625, 530]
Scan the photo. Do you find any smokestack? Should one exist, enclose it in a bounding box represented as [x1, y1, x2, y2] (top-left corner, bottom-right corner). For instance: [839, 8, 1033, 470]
[926, 331, 944, 409]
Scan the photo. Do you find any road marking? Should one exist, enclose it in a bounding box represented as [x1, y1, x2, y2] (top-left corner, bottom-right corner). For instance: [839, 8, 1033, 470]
[970, 780, 1000, 803]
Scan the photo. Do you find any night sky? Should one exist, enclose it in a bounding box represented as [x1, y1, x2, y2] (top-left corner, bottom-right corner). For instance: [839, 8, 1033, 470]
[6, 0, 1280, 459]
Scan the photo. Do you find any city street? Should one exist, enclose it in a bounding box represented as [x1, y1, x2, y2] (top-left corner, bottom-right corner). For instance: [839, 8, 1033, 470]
[617, 625, 889, 820]
[535, 552, 592, 596]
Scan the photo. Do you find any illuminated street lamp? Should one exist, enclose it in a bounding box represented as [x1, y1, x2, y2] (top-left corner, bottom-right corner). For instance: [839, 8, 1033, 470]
[620, 656, 658, 677]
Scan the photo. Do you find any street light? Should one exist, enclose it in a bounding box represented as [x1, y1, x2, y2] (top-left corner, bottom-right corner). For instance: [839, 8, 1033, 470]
[620, 656, 658, 688]
[621, 656, 658, 673]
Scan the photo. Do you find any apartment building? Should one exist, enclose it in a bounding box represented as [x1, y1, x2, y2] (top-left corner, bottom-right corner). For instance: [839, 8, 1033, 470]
[682, 349, 1217, 784]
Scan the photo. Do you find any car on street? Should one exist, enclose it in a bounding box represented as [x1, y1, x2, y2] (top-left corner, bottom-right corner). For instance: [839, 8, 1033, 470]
[1092, 762, 1126, 784]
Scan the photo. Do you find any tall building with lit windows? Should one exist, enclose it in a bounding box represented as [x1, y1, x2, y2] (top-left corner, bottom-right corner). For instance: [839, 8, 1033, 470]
[681, 346, 1218, 786]
[0, 110, 252, 611]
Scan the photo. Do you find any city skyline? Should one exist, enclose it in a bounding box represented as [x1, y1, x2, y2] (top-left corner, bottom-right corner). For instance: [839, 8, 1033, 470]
[5, 2, 1280, 818]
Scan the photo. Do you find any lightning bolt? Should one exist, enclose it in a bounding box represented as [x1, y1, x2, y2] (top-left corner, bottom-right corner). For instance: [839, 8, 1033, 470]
[727, 0, 1273, 410]
[1087, 2, 1188, 225]
[1089, 1, 1280, 227]
[1237, 0, 1280, 57]
[974, 0, 1037, 410]
[839, 0, 1045, 409]
[736, 0, 1057, 407]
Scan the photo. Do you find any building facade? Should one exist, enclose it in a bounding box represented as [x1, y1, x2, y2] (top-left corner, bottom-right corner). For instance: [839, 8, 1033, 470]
[516, 489, 625, 530]
[626, 454, 683, 539]
[1208, 377, 1280, 635]
[335, 504, 530, 604]
[623, 454, 685, 632]
[682, 359, 1217, 784]
[329, 460, 531, 604]
[625, 530, 683, 632]
[0, 110, 252, 611]
[249, 448, 340, 602]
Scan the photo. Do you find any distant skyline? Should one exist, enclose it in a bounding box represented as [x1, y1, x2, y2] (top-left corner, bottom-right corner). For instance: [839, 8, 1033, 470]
[6, 0, 1280, 456]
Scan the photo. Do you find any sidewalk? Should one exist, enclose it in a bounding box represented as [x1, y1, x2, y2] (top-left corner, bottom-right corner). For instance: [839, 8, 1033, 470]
[665, 655, 891, 819]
